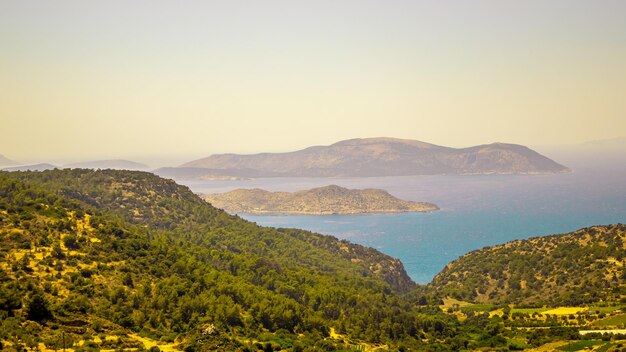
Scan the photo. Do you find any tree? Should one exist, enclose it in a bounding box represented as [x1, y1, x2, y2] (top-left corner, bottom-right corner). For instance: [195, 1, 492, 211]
[122, 272, 134, 288]
[63, 234, 79, 250]
[51, 243, 65, 259]
[0, 282, 23, 312]
[26, 293, 52, 322]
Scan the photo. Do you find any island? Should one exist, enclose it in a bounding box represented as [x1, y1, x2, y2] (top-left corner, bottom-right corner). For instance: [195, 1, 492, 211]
[202, 184, 439, 215]
[159, 137, 571, 180]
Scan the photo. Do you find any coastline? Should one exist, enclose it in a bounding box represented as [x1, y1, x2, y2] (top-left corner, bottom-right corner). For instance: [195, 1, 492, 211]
[227, 206, 440, 216]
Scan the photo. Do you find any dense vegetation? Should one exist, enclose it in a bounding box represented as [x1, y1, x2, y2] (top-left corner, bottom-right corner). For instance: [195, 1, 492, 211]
[0, 169, 456, 351]
[431, 224, 626, 306]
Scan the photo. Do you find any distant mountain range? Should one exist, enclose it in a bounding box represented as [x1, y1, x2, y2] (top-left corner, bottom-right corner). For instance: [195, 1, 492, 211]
[0, 159, 149, 172]
[64, 159, 149, 170]
[160, 137, 570, 179]
[0, 154, 17, 167]
[203, 185, 439, 215]
[2, 163, 57, 171]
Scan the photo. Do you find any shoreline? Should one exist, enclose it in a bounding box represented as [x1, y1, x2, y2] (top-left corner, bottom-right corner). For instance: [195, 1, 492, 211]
[231, 207, 440, 216]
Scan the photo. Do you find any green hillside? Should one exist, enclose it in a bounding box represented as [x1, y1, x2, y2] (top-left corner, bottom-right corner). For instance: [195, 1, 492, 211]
[431, 224, 626, 306]
[0, 169, 455, 351]
[4, 169, 626, 351]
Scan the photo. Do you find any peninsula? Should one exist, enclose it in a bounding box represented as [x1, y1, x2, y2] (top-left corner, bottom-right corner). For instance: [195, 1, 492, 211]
[203, 184, 439, 215]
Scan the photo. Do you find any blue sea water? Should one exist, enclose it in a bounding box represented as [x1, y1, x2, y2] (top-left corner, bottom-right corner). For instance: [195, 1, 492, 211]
[181, 162, 626, 284]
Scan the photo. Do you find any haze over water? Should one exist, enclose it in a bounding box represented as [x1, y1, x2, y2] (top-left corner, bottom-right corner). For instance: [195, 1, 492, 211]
[184, 160, 626, 284]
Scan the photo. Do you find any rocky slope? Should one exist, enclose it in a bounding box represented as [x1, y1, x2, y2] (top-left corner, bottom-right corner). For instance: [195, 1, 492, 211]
[175, 137, 570, 179]
[203, 185, 439, 215]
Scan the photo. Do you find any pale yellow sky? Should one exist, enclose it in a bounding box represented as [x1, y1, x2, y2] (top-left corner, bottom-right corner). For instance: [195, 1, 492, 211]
[1, 0, 625, 164]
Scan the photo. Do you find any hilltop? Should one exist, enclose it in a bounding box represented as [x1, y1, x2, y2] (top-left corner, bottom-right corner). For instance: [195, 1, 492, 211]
[430, 224, 626, 306]
[203, 185, 439, 215]
[172, 137, 570, 179]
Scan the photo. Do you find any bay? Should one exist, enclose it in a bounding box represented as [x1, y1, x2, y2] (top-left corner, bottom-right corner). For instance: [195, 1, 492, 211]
[181, 162, 626, 284]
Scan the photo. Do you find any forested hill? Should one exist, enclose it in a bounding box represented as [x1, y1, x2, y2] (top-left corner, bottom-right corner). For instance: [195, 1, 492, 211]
[0, 169, 456, 351]
[431, 224, 626, 306]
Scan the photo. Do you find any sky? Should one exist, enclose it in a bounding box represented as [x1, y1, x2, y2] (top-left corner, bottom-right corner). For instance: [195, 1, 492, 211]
[1, 0, 625, 165]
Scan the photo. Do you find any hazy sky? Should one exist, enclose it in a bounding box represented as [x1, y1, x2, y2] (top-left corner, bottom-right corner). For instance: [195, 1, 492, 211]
[1, 0, 625, 164]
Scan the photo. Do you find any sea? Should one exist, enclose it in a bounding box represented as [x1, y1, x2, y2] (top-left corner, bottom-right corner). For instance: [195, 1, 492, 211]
[181, 159, 626, 284]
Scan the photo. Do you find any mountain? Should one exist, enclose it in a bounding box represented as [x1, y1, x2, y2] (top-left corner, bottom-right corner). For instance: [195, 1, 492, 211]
[0, 169, 458, 351]
[64, 159, 149, 170]
[430, 224, 626, 306]
[0, 154, 17, 167]
[203, 185, 439, 215]
[2, 163, 57, 171]
[178, 138, 570, 179]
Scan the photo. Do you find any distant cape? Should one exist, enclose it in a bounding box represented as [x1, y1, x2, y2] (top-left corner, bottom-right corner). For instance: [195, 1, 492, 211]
[160, 137, 570, 179]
